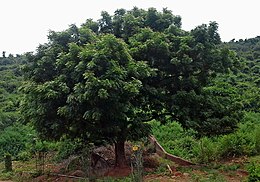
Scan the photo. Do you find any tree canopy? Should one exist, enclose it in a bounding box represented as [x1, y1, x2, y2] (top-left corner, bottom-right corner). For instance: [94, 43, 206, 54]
[21, 7, 241, 166]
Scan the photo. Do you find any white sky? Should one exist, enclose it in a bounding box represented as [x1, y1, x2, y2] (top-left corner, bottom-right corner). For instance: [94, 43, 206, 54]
[1, 0, 259, 55]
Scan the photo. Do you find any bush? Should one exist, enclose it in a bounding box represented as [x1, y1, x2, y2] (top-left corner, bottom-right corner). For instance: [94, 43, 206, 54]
[31, 140, 59, 153]
[168, 135, 196, 159]
[0, 123, 36, 160]
[247, 162, 260, 182]
[218, 131, 255, 158]
[151, 112, 260, 163]
[150, 120, 197, 160]
[55, 138, 84, 161]
[192, 137, 219, 163]
[254, 126, 260, 154]
[16, 151, 31, 161]
[217, 112, 260, 158]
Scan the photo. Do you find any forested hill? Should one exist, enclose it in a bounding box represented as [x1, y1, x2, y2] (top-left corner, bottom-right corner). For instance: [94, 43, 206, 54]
[225, 36, 260, 83]
[227, 36, 260, 55]
[0, 54, 27, 130]
[222, 37, 260, 112]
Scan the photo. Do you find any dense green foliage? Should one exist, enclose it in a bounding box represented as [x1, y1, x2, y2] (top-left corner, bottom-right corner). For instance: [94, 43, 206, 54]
[128, 24, 241, 136]
[20, 7, 244, 165]
[224, 37, 260, 112]
[0, 55, 37, 160]
[152, 112, 260, 163]
[0, 55, 26, 130]
[247, 161, 260, 182]
[0, 123, 36, 159]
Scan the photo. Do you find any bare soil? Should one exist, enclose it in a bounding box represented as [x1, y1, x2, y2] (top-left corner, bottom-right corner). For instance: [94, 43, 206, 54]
[29, 155, 249, 182]
[1, 145, 250, 182]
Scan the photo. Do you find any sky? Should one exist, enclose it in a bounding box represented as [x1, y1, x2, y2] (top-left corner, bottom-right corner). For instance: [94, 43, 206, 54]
[1, 0, 259, 55]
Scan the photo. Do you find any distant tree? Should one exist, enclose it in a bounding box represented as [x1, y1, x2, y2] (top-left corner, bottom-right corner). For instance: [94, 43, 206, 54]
[112, 8, 126, 37]
[82, 19, 99, 33]
[8, 54, 14, 58]
[98, 11, 113, 34]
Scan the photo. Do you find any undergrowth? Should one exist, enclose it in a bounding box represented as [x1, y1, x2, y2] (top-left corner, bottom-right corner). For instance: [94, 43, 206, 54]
[151, 112, 260, 163]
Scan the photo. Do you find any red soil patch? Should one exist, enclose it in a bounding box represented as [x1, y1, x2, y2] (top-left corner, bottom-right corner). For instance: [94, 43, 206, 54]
[106, 166, 131, 177]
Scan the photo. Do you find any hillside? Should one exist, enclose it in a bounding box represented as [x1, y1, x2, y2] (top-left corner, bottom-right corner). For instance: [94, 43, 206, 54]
[223, 37, 260, 112]
[0, 54, 26, 130]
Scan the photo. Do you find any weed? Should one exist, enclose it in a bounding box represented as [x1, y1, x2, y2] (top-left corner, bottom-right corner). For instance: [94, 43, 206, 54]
[97, 177, 132, 182]
[193, 137, 218, 163]
[247, 161, 260, 182]
[191, 170, 227, 182]
[0, 171, 13, 180]
[218, 164, 241, 172]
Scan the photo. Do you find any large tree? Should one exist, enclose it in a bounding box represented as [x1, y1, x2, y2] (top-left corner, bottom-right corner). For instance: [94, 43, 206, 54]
[22, 8, 240, 166]
[22, 26, 153, 166]
[128, 22, 241, 135]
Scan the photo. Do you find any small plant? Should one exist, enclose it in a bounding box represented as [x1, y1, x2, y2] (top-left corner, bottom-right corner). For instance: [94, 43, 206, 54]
[255, 126, 260, 154]
[193, 137, 218, 163]
[153, 157, 174, 175]
[218, 164, 241, 172]
[80, 143, 94, 179]
[55, 138, 84, 161]
[154, 165, 168, 175]
[0, 171, 13, 181]
[190, 168, 226, 182]
[17, 151, 31, 161]
[131, 145, 144, 182]
[247, 161, 260, 182]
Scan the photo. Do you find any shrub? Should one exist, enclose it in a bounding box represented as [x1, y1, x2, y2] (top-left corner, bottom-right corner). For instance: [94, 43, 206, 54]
[151, 112, 260, 163]
[247, 162, 260, 182]
[55, 138, 84, 161]
[32, 140, 59, 153]
[168, 135, 196, 159]
[192, 137, 219, 163]
[16, 151, 31, 161]
[218, 131, 255, 158]
[254, 126, 260, 154]
[0, 123, 36, 160]
[150, 120, 197, 160]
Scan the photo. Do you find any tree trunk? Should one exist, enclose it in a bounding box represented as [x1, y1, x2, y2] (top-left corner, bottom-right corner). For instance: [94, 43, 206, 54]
[115, 140, 127, 167]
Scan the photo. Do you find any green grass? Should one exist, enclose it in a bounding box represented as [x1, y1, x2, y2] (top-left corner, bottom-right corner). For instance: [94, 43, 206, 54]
[0, 159, 36, 181]
[96, 177, 132, 182]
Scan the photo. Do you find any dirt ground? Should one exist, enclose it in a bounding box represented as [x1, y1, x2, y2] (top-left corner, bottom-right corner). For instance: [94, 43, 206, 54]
[1, 144, 250, 182]
[29, 156, 248, 182]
